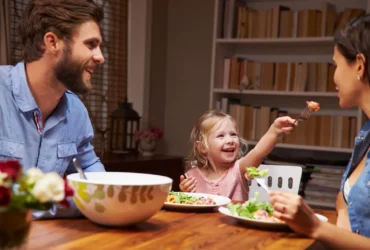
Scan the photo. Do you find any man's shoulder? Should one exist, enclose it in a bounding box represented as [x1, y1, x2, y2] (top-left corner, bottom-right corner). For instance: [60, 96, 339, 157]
[65, 91, 88, 114]
[0, 65, 13, 84]
[0, 65, 14, 94]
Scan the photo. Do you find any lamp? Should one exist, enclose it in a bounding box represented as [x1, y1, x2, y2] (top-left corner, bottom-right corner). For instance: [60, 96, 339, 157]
[109, 98, 141, 154]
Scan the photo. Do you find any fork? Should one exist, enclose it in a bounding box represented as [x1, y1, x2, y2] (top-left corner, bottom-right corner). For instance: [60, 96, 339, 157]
[278, 105, 313, 139]
[255, 177, 269, 192]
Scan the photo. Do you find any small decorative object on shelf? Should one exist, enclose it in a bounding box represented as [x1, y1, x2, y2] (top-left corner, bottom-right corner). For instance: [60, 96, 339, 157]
[0, 160, 74, 249]
[109, 97, 141, 154]
[135, 127, 164, 157]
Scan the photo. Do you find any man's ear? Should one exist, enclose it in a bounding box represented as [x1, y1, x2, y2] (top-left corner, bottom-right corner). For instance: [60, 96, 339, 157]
[356, 53, 366, 79]
[195, 141, 207, 154]
[43, 32, 62, 54]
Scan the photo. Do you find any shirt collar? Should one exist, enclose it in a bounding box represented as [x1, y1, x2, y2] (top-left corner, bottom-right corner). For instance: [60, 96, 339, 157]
[11, 61, 70, 117]
[12, 62, 38, 112]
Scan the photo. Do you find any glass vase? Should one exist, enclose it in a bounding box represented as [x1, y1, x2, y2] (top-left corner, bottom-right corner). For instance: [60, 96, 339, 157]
[138, 139, 157, 156]
[0, 210, 32, 250]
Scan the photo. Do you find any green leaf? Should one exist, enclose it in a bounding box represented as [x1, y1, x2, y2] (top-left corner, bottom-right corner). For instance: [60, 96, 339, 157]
[246, 167, 269, 178]
[77, 189, 91, 203]
[92, 189, 105, 200]
[107, 186, 114, 198]
[94, 202, 105, 213]
[74, 197, 85, 210]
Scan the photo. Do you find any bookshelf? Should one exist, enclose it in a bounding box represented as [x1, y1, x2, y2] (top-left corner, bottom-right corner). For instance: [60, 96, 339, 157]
[209, 0, 370, 155]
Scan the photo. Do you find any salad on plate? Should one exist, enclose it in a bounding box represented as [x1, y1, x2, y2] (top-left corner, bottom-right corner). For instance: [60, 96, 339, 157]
[226, 192, 282, 223]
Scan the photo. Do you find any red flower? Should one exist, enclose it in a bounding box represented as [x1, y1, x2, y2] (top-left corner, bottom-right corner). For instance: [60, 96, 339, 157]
[0, 160, 22, 182]
[64, 179, 74, 197]
[59, 179, 74, 208]
[0, 186, 11, 206]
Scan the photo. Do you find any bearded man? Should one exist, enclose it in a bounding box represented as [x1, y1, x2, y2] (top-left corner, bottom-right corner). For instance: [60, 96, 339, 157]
[0, 0, 106, 218]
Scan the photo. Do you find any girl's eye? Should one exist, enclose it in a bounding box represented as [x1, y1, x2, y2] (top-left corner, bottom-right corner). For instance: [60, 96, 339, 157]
[217, 134, 224, 138]
[231, 133, 237, 136]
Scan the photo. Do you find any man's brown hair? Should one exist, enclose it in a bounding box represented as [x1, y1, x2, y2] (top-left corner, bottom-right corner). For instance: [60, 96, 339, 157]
[19, 0, 104, 62]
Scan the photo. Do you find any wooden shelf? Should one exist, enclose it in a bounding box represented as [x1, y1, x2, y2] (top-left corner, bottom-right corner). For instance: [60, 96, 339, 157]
[215, 37, 334, 53]
[305, 200, 336, 210]
[216, 36, 333, 45]
[213, 89, 338, 97]
[246, 140, 353, 153]
[210, 0, 366, 155]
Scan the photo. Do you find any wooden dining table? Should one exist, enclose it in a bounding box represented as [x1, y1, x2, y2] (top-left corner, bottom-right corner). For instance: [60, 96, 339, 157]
[27, 207, 336, 250]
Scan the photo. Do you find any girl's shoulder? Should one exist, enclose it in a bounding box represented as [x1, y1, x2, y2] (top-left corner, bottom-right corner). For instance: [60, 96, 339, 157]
[186, 166, 201, 176]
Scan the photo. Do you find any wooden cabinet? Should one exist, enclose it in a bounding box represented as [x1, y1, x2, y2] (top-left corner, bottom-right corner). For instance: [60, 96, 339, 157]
[102, 153, 184, 191]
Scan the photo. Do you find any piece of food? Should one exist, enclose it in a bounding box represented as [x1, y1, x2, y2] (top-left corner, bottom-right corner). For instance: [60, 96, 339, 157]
[166, 191, 216, 205]
[306, 101, 320, 112]
[246, 166, 269, 178]
[227, 192, 283, 223]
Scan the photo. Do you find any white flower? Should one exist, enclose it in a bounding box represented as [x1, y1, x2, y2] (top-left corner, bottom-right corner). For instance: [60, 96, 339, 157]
[26, 168, 44, 185]
[31, 172, 65, 203]
[0, 172, 8, 185]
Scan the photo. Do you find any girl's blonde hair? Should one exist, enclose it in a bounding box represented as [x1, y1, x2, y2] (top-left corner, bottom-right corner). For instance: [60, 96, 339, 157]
[185, 110, 248, 170]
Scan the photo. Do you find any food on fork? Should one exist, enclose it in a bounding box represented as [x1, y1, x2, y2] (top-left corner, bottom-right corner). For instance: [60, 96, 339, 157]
[246, 166, 269, 178]
[306, 101, 320, 112]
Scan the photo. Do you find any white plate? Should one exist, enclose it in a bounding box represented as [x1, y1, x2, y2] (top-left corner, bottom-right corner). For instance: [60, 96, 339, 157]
[218, 206, 328, 230]
[163, 192, 231, 211]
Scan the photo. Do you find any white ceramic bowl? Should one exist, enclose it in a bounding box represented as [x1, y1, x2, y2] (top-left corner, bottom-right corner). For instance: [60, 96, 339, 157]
[67, 172, 172, 226]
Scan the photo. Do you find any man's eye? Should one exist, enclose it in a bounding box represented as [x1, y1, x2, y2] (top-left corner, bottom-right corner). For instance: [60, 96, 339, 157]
[87, 42, 97, 49]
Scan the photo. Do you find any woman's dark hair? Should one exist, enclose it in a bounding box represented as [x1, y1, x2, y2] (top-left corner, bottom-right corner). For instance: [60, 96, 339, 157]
[19, 0, 104, 62]
[334, 13, 370, 78]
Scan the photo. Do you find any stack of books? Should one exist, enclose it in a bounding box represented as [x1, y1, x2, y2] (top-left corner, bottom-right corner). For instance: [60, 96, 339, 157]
[303, 164, 346, 209]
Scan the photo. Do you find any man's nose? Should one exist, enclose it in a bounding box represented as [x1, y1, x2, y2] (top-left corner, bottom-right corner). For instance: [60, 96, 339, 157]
[93, 47, 105, 64]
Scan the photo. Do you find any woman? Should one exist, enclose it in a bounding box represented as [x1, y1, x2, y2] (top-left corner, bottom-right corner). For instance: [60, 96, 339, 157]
[269, 191, 370, 249]
[269, 12, 370, 248]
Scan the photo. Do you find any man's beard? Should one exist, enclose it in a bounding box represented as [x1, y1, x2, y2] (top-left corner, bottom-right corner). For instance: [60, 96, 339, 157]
[54, 45, 91, 95]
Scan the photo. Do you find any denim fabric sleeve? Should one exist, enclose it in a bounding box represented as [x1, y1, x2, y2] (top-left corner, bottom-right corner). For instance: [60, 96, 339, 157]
[76, 115, 105, 172]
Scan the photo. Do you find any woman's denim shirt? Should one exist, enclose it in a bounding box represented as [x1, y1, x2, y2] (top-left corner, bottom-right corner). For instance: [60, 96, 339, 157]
[340, 119, 370, 237]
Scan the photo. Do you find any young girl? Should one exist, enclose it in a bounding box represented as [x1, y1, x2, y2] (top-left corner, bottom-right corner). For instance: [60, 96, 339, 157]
[179, 110, 297, 201]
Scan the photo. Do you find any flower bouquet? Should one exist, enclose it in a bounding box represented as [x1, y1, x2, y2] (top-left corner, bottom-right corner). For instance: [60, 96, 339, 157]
[134, 127, 164, 156]
[0, 160, 74, 249]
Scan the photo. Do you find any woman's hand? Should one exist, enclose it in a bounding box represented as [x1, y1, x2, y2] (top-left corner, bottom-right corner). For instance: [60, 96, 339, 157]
[179, 175, 196, 192]
[269, 190, 322, 238]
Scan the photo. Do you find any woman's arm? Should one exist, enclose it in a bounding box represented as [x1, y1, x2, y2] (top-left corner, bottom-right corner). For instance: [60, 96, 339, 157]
[269, 191, 369, 250]
[335, 191, 351, 229]
[313, 221, 369, 249]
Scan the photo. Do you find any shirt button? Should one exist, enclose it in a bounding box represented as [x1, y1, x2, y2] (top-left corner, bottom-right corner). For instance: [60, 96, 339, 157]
[356, 229, 360, 234]
[358, 136, 364, 140]
[349, 202, 353, 206]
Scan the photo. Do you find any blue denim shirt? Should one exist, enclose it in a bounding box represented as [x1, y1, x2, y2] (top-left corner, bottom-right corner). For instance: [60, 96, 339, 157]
[340, 119, 370, 237]
[0, 62, 105, 218]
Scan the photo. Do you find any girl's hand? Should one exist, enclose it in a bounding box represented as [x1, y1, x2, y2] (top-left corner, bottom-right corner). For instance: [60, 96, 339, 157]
[269, 190, 321, 238]
[271, 116, 298, 136]
[179, 175, 196, 192]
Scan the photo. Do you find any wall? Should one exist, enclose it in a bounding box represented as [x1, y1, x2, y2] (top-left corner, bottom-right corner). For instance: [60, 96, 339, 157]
[147, 0, 168, 154]
[127, 0, 152, 124]
[131, 0, 214, 157]
[161, 0, 214, 156]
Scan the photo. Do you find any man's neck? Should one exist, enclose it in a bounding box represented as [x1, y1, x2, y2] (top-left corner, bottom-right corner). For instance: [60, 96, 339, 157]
[25, 60, 66, 126]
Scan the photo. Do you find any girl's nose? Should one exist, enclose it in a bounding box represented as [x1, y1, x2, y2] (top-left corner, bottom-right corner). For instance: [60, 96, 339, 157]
[226, 136, 234, 144]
